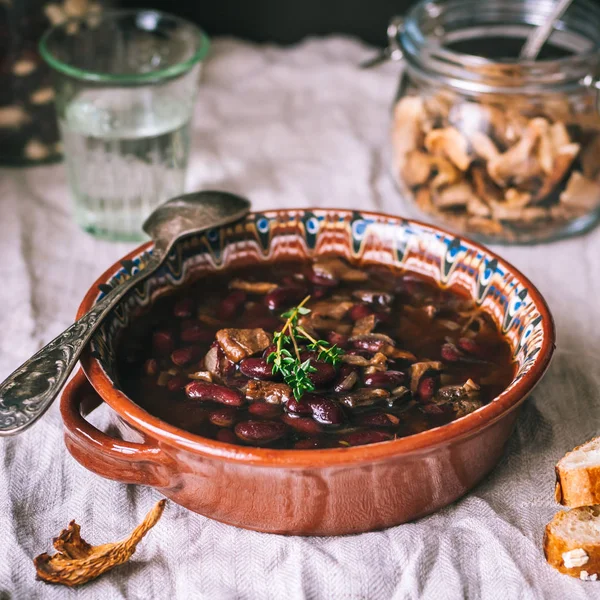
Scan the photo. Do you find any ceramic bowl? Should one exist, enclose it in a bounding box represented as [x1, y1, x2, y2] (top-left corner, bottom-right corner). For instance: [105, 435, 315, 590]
[61, 209, 555, 535]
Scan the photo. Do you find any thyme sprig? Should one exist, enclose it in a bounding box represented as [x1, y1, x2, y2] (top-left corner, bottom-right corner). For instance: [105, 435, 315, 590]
[266, 296, 345, 399]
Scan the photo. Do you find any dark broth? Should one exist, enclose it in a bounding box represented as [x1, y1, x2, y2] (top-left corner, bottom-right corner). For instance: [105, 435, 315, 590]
[117, 259, 515, 449]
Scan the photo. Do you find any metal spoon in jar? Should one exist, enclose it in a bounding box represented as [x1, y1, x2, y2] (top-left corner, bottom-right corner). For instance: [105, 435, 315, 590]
[0, 190, 251, 436]
[519, 0, 574, 60]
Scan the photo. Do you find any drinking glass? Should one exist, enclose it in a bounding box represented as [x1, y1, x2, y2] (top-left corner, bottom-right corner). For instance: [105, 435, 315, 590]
[40, 10, 209, 241]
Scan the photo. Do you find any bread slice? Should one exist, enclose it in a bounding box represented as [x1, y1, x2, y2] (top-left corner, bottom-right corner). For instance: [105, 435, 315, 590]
[544, 506, 600, 580]
[555, 437, 600, 507]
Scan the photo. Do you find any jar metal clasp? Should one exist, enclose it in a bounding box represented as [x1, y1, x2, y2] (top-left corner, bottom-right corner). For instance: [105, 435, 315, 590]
[360, 16, 404, 69]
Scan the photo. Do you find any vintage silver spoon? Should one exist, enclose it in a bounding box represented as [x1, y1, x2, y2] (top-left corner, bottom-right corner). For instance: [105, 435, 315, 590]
[0, 190, 251, 436]
[519, 0, 574, 60]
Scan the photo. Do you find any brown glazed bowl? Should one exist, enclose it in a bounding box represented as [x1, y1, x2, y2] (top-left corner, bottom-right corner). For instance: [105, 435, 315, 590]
[61, 209, 555, 535]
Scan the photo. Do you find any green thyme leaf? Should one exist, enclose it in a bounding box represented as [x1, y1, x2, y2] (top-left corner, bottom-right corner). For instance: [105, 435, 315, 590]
[268, 295, 344, 400]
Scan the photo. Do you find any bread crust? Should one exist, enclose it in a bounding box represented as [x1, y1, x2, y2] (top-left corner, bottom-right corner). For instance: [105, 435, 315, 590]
[544, 510, 600, 579]
[555, 439, 600, 507]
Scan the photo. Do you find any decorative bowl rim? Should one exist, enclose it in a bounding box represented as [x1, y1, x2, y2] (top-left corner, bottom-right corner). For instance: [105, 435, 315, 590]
[78, 208, 556, 467]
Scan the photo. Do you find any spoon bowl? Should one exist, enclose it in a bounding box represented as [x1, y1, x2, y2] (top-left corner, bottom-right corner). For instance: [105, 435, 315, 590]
[143, 191, 251, 256]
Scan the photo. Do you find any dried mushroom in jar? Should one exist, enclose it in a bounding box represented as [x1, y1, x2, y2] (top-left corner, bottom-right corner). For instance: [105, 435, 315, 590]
[392, 91, 600, 242]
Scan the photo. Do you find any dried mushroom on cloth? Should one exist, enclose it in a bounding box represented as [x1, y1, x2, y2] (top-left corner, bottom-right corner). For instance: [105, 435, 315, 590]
[34, 499, 166, 587]
[392, 92, 600, 242]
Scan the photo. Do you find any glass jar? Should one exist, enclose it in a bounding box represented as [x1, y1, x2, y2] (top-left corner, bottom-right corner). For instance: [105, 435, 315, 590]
[386, 0, 600, 244]
[0, 0, 106, 165]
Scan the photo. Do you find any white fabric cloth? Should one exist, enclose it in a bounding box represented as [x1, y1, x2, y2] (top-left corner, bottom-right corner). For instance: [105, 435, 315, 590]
[1, 37, 600, 600]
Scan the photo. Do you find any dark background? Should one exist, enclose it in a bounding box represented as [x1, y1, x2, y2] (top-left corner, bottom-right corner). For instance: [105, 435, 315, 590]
[122, 0, 410, 46]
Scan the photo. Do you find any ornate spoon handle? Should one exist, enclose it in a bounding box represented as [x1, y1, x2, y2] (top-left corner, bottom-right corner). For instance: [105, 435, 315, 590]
[0, 255, 161, 436]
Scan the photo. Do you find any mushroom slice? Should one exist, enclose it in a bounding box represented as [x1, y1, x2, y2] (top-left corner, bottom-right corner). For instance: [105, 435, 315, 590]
[424, 127, 472, 171]
[470, 131, 500, 162]
[532, 142, 580, 203]
[402, 150, 434, 187]
[466, 194, 491, 217]
[246, 381, 292, 405]
[432, 181, 475, 210]
[504, 188, 532, 207]
[392, 96, 425, 173]
[216, 328, 272, 363]
[430, 156, 461, 189]
[342, 351, 388, 370]
[487, 118, 548, 186]
[311, 300, 354, 321]
[312, 257, 368, 282]
[34, 500, 166, 587]
[550, 121, 571, 149]
[337, 388, 390, 408]
[560, 171, 600, 213]
[351, 314, 377, 337]
[471, 165, 503, 205]
[229, 279, 278, 294]
[537, 125, 555, 175]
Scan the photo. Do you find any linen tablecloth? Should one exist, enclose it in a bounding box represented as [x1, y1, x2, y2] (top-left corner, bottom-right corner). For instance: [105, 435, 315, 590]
[1, 37, 600, 600]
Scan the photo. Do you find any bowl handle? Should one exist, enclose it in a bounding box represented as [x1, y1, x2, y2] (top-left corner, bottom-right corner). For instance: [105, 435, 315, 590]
[60, 370, 171, 488]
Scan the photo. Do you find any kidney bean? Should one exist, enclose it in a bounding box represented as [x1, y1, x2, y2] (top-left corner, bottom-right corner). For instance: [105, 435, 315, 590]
[286, 398, 313, 416]
[294, 438, 326, 449]
[326, 331, 349, 349]
[352, 338, 385, 352]
[185, 381, 245, 406]
[417, 376, 437, 402]
[356, 412, 400, 428]
[262, 344, 277, 358]
[349, 303, 373, 321]
[281, 414, 323, 435]
[312, 286, 327, 299]
[239, 357, 276, 380]
[167, 375, 188, 392]
[171, 345, 204, 367]
[307, 360, 336, 387]
[305, 394, 345, 426]
[339, 430, 392, 446]
[364, 371, 405, 390]
[441, 343, 462, 362]
[248, 402, 283, 418]
[209, 406, 238, 427]
[216, 429, 237, 444]
[144, 358, 159, 376]
[421, 403, 452, 416]
[173, 297, 194, 318]
[180, 320, 215, 343]
[307, 270, 338, 287]
[235, 420, 288, 444]
[264, 286, 307, 311]
[152, 330, 175, 356]
[217, 290, 246, 320]
[458, 337, 481, 355]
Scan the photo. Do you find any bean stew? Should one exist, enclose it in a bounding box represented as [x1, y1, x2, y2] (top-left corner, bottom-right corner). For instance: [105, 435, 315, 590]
[117, 257, 515, 449]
